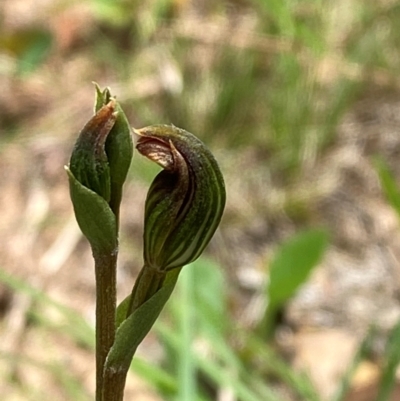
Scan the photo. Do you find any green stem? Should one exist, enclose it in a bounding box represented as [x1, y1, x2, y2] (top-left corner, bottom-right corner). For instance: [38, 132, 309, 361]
[102, 267, 182, 401]
[93, 249, 118, 401]
[99, 265, 167, 401]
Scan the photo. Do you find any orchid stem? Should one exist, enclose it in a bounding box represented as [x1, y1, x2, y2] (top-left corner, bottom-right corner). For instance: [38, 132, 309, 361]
[93, 249, 118, 401]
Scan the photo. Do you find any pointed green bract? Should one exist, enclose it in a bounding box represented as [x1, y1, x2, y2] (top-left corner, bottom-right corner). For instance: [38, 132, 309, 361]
[66, 167, 117, 254]
[94, 84, 133, 219]
[94, 85, 112, 113]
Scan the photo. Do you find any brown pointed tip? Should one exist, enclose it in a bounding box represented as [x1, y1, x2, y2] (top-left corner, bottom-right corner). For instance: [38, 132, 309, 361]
[132, 127, 141, 136]
[136, 136, 175, 170]
[133, 127, 150, 137]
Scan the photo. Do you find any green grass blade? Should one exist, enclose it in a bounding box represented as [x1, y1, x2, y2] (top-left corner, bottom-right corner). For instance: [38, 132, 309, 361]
[158, 258, 283, 401]
[375, 157, 400, 218]
[0, 350, 91, 401]
[177, 266, 197, 401]
[0, 269, 187, 399]
[330, 328, 374, 401]
[0, 268, 94, 348]
[130, 357, 178, 394]
[244, 334, 321, 401]
[376, 320, 400, 401]
[261, 228, 329, 336]
[156, 323, 281, 401]
[268, 228, 329, 307]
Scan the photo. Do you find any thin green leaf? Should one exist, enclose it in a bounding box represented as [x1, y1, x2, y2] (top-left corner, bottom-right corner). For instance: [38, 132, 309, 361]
[376, 320, 400, 401]
[0, 270, 188, 398]
[156, 323, 281, 401]
[191, 258, 227, 335]
[268, 228, 329, 308]
[159, 259, 282, 401]
[0, 350, 91, 401]
[375, 157, 400, 218]
[176, 267, 197, 401]
[331, 327, 374, 401]
[130, 357, 178, 394]
[0, 269, 94, 348]
[105, 268, 180, 373]
[260, 228, 329, 337]
[243, 333, 321, 401]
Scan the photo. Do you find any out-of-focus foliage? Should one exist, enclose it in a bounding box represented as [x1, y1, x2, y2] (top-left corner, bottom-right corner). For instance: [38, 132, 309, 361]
[261, 228, 329, 337]
[375, 158, 400, 219]
[0, 27, 52, 75]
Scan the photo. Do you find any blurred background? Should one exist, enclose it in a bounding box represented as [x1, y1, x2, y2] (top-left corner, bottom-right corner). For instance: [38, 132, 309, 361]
[1, 0, 400, 400]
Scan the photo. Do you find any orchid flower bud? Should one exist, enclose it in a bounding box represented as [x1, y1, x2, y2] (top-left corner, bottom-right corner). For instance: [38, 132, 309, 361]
[66, 86, 133, 253]
[136, 125, 226, 271]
